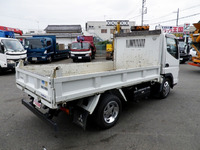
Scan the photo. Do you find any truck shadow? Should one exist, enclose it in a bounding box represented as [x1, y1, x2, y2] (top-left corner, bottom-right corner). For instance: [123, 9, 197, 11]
[53, 97, 165, 133]
[0, 70, 15, 76]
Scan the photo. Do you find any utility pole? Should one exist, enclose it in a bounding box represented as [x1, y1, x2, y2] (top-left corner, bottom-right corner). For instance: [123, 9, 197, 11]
[176, 8, 179, 26]
[141, 0, 147, 26]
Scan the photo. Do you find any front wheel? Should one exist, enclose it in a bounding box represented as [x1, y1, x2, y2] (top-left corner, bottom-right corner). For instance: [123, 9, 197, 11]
[159, 78, 171, 99]
[66, 53, 70, 59]
[95, 94, 122, 129]
[48, 56, 52, 63]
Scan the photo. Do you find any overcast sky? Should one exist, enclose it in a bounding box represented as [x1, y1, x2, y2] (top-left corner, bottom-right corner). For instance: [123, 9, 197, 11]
[0, 0, 200, 32]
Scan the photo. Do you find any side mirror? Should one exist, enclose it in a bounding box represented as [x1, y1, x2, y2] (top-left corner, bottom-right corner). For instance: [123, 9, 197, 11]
[0, 43, 4, 53]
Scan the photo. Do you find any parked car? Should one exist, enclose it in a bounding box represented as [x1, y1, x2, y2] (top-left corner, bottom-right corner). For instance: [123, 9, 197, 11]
[179, 41, 190, 63]
[189, 48, 197, 60]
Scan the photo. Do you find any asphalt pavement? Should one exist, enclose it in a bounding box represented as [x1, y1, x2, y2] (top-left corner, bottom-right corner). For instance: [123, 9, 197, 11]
[1, 59, 200, 150]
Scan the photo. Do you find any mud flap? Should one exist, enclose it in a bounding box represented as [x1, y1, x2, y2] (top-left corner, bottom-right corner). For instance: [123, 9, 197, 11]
[73, 108, 89, 130]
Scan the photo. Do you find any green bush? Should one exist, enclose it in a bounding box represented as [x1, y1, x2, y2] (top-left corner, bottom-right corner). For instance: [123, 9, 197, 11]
[96, 40, 112, 45]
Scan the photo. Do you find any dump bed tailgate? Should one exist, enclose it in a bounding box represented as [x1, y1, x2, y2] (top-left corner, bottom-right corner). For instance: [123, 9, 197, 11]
[16, 67, 54, 108]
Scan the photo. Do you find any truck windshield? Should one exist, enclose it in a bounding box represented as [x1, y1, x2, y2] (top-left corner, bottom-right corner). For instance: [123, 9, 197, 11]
[2, 39, 24, 52]
[71, 42, 90, 49]
[25, 39, 44, 49]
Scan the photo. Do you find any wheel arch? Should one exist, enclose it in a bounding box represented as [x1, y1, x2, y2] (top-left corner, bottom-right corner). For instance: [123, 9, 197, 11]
[100, 89, 127, 102]
[161, 73, 174, 88]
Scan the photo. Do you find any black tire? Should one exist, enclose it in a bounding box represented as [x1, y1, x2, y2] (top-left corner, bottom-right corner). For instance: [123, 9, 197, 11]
[11, 68, 15, 73]
[92, 54, 95, 59]
[159, 78, 171, 99]
[66, 53, 69, 59]
[88, 56, 91, 62]
[29, 61, 35, 64]
[95, 94, 122, 129]
[48, 56, 52, 63]
[180, 60, 186, 64]
[189, 55, 192, 61]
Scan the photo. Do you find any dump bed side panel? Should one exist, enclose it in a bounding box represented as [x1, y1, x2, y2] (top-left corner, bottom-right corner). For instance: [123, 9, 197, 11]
[54, 66, 160, 103]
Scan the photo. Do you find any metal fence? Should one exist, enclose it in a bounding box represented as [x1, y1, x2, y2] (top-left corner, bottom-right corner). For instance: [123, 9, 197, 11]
[95, 44, 106, 57]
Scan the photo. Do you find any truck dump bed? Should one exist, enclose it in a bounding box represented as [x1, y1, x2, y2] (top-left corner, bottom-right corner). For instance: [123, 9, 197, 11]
[16, 30, 162, 109]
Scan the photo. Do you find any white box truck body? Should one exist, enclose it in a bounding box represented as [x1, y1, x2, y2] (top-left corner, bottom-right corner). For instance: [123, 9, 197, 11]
[16, 30, 179, 130]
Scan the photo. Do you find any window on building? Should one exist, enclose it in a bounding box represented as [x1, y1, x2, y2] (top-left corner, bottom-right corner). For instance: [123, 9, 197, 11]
[89, 26, 94, 29]
[101, 29, 107, 33]
[110, 29, 114, 34]
[123, 29, 130, 33]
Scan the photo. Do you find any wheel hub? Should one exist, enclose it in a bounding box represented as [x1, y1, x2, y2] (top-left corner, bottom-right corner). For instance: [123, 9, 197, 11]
[103, 101, 119, 124]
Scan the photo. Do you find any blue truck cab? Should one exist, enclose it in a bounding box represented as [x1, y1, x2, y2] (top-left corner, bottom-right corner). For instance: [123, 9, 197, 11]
[0, 30, 15, 38]
[25, 35, 70, 63]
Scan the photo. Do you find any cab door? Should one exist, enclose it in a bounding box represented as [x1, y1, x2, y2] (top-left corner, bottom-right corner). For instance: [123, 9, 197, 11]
[162, 35, 179, 84]
[0, 43, 7, 68]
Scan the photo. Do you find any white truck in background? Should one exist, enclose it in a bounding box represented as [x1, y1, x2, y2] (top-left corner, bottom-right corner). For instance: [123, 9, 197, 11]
[16, 29, 179, 130]
[0, 37, 27, 72]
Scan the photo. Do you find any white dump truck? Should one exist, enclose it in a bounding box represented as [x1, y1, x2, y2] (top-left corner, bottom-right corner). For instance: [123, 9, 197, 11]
[16, 30, 179, 130]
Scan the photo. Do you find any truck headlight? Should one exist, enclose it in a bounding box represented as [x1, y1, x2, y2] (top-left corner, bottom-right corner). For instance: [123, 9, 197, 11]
[71, 53, 74, 57]
[85, 53, 90, 56]
[44, 50, 47, 54]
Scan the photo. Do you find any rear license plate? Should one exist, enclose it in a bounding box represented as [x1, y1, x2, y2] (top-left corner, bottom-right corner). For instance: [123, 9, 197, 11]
[32, 57, 37, 61]
[33, 99, 41, 108]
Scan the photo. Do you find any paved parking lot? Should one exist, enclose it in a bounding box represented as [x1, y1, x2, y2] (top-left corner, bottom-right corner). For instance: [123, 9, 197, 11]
[1, 59, 200, 150]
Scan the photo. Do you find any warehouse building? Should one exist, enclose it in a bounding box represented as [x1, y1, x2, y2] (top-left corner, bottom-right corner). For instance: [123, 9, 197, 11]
[85, 20, 135, 41]
[44, 25, 82, 49]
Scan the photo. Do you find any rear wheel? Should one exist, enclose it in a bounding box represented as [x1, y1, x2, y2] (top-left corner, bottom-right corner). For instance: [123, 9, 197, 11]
[95, 94, 121, 129]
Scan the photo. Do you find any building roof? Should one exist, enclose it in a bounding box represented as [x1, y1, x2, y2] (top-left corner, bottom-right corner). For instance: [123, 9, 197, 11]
[16, 33, 82, 39]
[45, 25, 82, 33]
[53, 33, 82, 38]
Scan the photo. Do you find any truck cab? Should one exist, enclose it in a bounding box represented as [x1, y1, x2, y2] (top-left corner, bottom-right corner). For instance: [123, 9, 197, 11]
[70, 36, 96, 62]
[0, 38, 27, 72]
[25, 35, 70, 63]
[0, 30, 15, 38]
[25, 36, 54, 63]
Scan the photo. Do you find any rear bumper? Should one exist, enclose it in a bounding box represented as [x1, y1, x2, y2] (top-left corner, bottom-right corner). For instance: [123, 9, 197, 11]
[22, 99, 57, 131]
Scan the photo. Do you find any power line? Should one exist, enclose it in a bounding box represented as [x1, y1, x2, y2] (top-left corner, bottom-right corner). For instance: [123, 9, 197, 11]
[123, 0, 141, 19]
[146, 3, 200, 23]
[181, 4, 200, 11]
[179, 12, 200, 20]
[128, 14, 141, 20]
[150, 12, 174, 21]
[150, 12, 200, 25]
